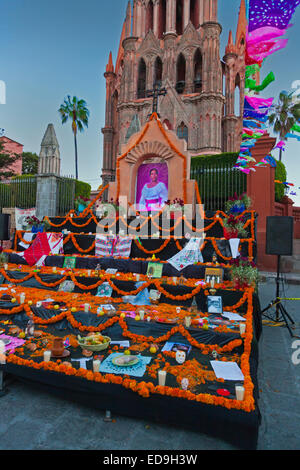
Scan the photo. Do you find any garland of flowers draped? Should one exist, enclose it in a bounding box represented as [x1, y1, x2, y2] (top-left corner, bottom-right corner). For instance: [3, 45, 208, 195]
[0, 285, 255, 410]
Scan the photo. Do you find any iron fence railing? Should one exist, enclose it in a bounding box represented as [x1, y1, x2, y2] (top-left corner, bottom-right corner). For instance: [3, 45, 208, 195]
[56, 176, 75, 216]
[190, 161, 247, 212]
[0, 176, 37, 209]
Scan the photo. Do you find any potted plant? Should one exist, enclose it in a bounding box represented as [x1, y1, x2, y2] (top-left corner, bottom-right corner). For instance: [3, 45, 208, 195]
[25, 216, 48, 233]
[229, 257, 259, 291]
[223, 215, 248, 240]
[75, 196, 90, 214]
[225, 193, 252, 215]
[223, 215, 248, 259]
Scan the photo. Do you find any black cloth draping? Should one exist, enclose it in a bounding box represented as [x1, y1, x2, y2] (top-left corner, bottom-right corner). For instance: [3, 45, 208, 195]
[0, 292, 261, 449]
[14, 234, 256, 262]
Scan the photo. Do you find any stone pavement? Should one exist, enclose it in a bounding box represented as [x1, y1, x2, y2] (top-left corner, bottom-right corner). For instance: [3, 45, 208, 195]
[0, 279, 300, 450]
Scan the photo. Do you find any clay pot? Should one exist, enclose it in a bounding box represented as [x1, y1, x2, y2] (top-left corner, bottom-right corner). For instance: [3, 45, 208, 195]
[51, 338, 65, 357]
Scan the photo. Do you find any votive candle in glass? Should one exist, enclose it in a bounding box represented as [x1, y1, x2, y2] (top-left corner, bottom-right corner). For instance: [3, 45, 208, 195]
[93, 360, 101, 373]
[158, 370, 167, 386]
[44, 351, 51, 362]
[235, 385, 245, 401]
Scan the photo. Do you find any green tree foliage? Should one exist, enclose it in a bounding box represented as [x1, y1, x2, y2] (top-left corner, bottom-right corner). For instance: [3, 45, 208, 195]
[58, 96, 89, 180]
[274, 159, 287, 202]
[22, 152, 39, 174]
[269, 91, 300, 161]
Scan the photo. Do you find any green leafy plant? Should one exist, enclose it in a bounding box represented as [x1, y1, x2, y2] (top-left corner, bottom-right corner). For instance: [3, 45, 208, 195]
[225, 193, 252, 214]
[229, 257, 260, 290]
[223, 215, 248, 239]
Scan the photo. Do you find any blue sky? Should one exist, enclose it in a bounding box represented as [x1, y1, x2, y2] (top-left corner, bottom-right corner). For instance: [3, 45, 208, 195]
[1, 0, 300, 204]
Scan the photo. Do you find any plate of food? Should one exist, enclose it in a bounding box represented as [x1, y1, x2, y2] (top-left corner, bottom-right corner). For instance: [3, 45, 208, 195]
[155, 317, 179, 325]
[112, 355, 140, 367]
[77, 334, 111, 352]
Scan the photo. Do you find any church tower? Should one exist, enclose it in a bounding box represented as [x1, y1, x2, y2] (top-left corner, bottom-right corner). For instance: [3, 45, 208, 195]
[101, 0, 246, 186]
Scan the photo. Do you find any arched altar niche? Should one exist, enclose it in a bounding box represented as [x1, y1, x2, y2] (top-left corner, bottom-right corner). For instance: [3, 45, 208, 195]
[107, 113, 197, 215]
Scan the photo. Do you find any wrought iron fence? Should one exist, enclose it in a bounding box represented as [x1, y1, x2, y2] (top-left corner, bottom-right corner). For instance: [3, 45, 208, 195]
[0, 176, 37, 210]
[190, 160, 247, 212]
[56, 175, 75, 216]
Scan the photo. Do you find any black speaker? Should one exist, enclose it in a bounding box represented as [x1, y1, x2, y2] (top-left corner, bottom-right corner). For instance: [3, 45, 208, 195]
[266, 216, 294, 256]
[0, 214, 10, 241]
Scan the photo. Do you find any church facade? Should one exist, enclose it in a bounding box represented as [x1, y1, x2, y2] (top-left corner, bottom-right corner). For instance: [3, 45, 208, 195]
[101, 0, 246, 186]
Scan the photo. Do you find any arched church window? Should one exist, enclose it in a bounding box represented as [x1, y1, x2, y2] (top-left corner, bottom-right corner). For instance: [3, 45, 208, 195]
[176, 54, 186, 94]
[234, 73, 241, 117]
[158, 0, 167, 39]
[177, 122, 188, 143]
[176, 0, 184, 36]
[146, 0, 154, 34]
[137, 59, 147, 99]
[154, 57, 163, 87]
[190, 0, 199, 28]
[194, 49, 202, 92]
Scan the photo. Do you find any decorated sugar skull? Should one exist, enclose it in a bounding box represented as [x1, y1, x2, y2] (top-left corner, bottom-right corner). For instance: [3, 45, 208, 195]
[181, 378, 189, 390]
[176, 350, 186, 365]
[212, 350, 218, 360]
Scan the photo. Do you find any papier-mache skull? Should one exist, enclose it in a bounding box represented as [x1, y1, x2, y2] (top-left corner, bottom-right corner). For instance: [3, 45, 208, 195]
[176, 350, 186, 364]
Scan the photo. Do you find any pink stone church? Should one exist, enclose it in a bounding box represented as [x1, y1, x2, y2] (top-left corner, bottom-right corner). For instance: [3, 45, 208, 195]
[101, 0, 247, 186]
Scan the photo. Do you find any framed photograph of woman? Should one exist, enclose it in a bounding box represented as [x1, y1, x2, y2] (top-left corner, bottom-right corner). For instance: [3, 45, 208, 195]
[207, 296, 223, 314]
[136, 163, 168, 211]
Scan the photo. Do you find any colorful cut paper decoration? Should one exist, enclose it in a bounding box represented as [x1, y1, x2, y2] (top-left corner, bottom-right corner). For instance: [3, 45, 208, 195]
[235, 0, 300, 173]
[248, 0, 300, 32]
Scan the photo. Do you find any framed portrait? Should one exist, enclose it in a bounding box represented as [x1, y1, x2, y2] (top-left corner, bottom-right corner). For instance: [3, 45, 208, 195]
[147, 262, 163, 279]
[207, 296, 223, 315]
[63, 257, 77, 269]
[135, 162, 169, 211]
[205, 267, 223, 285]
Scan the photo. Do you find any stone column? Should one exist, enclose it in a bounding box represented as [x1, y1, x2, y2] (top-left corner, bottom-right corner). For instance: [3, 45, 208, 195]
[36, 175, 59, 220]
[184, 0, 191, 30]
[153, 0, 160, 36]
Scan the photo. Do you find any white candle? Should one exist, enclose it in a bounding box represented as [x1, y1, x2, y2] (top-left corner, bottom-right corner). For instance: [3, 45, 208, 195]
[147, 316, 151, 322]
[4, 264, 8, 271]
[93, 360, 101, 373]
[173, 277, 177, 284]
[139, 309, 145, 321]
[20, 293, 26, 304]
[176, 307, 181, 315]
[136, 274, 140, 281]
[52, 267, 57, 273]
[184, 316, 192, 328]
[235, 385, 245, 401]
[44, 351, 51, 362]
[158, 370, 167, 386]
[87, 270, 91, 277]
[84, 303, 90, 313]
[240, 323, 246, 335]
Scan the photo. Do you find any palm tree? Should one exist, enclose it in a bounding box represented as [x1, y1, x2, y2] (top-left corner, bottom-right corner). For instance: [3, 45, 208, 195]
[268, 91, 300, 162]
[58, 96, 89, 179]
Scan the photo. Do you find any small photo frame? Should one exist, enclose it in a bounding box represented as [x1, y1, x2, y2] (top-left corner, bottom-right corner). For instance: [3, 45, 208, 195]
[147, 262, 163, 279]
[63, 257, 76, 269]
[207, 296, 223, 314]
[205, 267, 223, 285]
